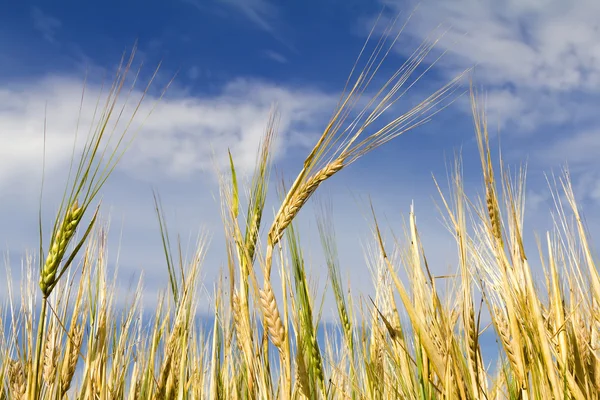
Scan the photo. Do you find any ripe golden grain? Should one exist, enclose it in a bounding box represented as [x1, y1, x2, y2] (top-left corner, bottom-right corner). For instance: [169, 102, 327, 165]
[60, 325, 83, 395]
[259, 283, 285, 349]
[8, 359, 26, 400]
[269, 158, 344, 247]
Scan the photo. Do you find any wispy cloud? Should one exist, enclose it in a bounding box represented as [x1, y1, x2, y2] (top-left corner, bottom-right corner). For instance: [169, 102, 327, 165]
[183, 0, 296, 49]
[187, 65, 201, 80]
[30, 6, 62, 43]
[263, 49, 287, 63]
[183, 0, 277, 33]
[220, 0, 277, 33]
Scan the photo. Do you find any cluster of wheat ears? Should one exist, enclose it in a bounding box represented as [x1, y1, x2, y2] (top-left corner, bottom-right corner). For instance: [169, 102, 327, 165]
[1, 16, 600, 400]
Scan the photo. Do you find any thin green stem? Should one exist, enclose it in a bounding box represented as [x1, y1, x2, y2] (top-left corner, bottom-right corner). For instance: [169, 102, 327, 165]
[31, 298, 48, 400]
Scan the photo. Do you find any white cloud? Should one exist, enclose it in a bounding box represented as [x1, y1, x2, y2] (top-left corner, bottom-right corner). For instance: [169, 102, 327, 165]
[383, 0, 600, 92]
[127, 78, 335, 179]
[375, 1, 600, 134]
[0, 75, 335, 190]
[535, 128, 600, 166]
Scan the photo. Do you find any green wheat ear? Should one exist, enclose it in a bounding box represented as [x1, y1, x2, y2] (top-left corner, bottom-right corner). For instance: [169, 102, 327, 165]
[31, 49, 168, 400]
[39, 200, 81, 295]
[35, 48, 169, 300]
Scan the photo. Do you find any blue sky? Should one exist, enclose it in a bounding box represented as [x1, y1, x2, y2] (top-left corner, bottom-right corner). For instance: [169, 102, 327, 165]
[2, 0, 600, 320]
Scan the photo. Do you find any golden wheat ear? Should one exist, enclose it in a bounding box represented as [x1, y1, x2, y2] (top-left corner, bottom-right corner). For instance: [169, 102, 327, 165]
[264, 15, 469, 281]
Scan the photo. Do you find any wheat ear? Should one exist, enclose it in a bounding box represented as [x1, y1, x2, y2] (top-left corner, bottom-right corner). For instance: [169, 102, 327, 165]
[42, 320, 60, 385]
[8, 359, 27, 400]
[39, 201, 83, 297]
[60, 325, 84, 395]
[269, 158, 344, 250]
[259, 282, 285, 349]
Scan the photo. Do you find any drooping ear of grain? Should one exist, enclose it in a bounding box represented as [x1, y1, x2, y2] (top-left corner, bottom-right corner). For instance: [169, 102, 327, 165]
[269, 158, 344, 248]
[259, 283, 285, 349]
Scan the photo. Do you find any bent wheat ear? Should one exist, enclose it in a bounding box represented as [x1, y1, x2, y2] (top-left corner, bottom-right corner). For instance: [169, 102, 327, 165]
[269, 158, 344, 247]
[264, 16, 468, 280]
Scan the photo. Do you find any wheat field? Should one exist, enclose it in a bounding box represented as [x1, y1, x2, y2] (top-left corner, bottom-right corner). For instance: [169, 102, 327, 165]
[1, 18, 599, 400]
